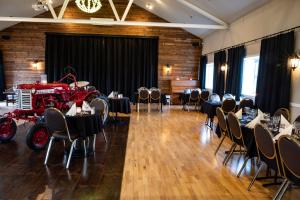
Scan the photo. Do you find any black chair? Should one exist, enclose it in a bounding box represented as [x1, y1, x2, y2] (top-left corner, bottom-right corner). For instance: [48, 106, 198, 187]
[239, 98, 254, 110]
[215, 107, 232, 155]
[209, 93, 221, 102]
[223, 112, 247, 166]
[187, 89, 200, 111]
[44, 108, 81, 169]
[274, 108, 290, 122]
[247, 124, 281, 191]
[275, 136, 300, 200]
[90, 98, 109, 146]
[199, 90, 210, 109]
[137, 87, 150, 112]
[223, 93, 234, 101]
[221, 98, 236, 114]
[150, 87, 161, 111]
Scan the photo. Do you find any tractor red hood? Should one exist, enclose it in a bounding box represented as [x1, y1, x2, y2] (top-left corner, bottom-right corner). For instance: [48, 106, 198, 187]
[17, 83, 70, 90]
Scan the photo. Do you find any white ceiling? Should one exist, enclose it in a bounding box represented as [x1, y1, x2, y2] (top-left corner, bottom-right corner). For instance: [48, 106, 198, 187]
[0, 0, 271, 37]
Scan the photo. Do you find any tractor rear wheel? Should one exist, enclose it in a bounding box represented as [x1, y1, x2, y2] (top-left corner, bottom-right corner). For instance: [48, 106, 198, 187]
[0, 118, 17, 142]
[26, 123, 49, 151]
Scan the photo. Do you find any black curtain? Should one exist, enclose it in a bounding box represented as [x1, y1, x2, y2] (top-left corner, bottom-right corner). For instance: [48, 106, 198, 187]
[199, 55, 207, 89]
[45, 33, 158, 98]
[213, 50, 226, 96]
[255, 31, 294, 114]
[0, 50, 5, 100]
[225, 45, 246, 100]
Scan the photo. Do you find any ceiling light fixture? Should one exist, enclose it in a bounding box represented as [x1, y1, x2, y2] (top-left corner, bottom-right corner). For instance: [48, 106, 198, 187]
[146, 3, 153, 10]
[32, 0, 50, 12]
[75, 0, 102, 14]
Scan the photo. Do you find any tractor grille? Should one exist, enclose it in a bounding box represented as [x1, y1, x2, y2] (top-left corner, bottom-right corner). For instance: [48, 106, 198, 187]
[16, 89, 32, 110]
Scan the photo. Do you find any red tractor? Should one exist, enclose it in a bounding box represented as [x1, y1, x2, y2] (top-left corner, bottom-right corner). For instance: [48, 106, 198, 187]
[0, 72, 99, 150]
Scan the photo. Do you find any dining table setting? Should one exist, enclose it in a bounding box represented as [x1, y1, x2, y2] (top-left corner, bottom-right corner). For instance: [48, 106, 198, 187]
[229, 108, 297, 159]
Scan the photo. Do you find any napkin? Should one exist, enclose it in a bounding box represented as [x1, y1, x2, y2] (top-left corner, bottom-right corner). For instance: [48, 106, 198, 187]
[258, 109, 264, 116]
[281, 115, 291, 127]
[246, 112, 263, 129]
[273, 124, 293, 141]
[82, 101, 92, 112]
[108, 92, 114, 98]
[66, 103, 76, 116]
[235, 109, 242, 119]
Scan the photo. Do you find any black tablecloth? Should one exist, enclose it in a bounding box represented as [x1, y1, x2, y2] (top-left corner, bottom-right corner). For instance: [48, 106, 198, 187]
[109, 97, 131, 114]
[202, 101, 222, 119]
[66, 114, 102, 138]
[132, 93, 167, 105]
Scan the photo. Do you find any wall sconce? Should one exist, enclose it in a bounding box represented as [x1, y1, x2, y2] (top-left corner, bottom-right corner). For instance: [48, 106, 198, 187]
[166, 64, 171, 76]
[221, 64, 227, 72]
[290, 55, 300, 71]
[32, 60, 39, 70]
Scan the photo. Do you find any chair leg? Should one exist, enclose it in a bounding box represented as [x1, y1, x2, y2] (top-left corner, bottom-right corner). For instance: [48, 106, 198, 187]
[44, 136, 55, 165]
[66, 139, 77, 169]
[237, 156, 250, 177]
[276, 181, 289, 200]
[93, 134, 97, 152]
[137, 103, 139, 112]
[214, 134, 226, 155]
[148, 103, 150, 113]
[83, 139, 87, 157]
[102, 129, 107, 143]
[223, 143, 237, 165]
[273, 179, 288, 200]
[248, 163, 263, 191]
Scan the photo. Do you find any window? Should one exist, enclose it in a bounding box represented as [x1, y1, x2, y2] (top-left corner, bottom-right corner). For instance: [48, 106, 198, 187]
[241, 56, 259, 97]
[205, 63, 214, 90]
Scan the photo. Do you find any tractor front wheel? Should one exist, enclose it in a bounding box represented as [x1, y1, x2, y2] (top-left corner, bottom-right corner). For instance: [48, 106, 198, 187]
[26, 123, 49, 151]
[0, 117, 17, 142]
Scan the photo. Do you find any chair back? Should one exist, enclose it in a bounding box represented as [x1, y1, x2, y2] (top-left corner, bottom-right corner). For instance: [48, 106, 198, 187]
[227, 112, 243, 143]
[200, 90, 210, 101]
[90, 98, 109, 123]
[222, 98, 236, 113]
[223, 93, 234, 101]
[150, 88, 161, 100]
[87, 86, 96, 92]
[278, 136, 300, 184]
[239, 98, 254, 109]
[190, 90, 200, 101]
[216, 107, 228, 134]
[209, 93, 220, 102]
[138, 87, 150, 100]
[274, 108, 290, 122]
[254, 124, 276, 159]
[44, 108, 70, 140]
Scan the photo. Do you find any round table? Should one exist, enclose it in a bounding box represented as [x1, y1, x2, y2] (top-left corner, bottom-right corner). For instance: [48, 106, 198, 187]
[109, 97, 131, 115]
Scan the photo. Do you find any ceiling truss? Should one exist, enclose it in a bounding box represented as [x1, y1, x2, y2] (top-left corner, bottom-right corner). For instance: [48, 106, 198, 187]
[0, 0, 228, 30]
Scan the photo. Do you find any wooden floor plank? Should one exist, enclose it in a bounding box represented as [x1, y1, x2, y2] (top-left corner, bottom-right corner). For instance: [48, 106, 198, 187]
[120, 106, 300, 200]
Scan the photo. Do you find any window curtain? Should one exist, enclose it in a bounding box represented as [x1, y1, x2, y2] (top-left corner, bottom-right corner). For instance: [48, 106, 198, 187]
[45, 33, 159, 99]
[199, 55, 207, 89]
[255, 31, 294, 114]
[0, 50, 5, 101]
[225, 45, 246, 100]
[213, 50, 226, 96]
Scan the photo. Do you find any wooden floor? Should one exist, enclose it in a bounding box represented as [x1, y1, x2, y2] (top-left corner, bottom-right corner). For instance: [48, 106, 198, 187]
[0, 115, 130, 200]
[120, 106, 300, 200]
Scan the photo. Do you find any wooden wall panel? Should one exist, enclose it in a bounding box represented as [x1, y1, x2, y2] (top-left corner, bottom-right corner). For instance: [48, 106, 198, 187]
[0, 0, 201, 94]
